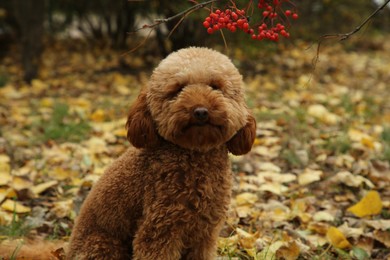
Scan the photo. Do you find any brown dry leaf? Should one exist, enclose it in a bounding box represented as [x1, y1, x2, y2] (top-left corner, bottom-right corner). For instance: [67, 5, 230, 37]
[235, 205, 253, 218]
[326, 226, 351, 249]
[51, 199, 74, 218]
[373, 230, 390, 248]
[330, 171, 374, 188]
[1, 199, 31, 213]
[236, 228, 258, 251]
[277, 241, 300, 260]
[338, 222, 364, 239]
[364, 220, 390, 231]
[347, 190, 383, 217]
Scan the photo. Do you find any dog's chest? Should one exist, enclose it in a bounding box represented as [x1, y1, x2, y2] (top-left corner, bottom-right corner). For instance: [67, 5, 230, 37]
[147, 150, 232, 221]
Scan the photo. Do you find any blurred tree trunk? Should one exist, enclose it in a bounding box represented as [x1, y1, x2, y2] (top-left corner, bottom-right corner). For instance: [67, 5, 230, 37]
[13, 0, 45, 83]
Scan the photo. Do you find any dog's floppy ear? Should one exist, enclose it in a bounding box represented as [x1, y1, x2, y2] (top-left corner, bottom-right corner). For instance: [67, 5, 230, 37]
[126, 91, 160, 148]
[227, 114, 256, 155]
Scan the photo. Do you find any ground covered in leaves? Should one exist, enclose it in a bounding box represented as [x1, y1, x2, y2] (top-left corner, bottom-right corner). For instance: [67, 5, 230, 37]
[0, 38, 390, 259]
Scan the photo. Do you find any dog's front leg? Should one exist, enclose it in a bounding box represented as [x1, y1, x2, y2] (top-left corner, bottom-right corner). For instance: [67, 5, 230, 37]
[132, 220, 184, 260]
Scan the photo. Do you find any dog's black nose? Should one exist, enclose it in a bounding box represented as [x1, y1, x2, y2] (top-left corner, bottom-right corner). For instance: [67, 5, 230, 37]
[193, 107, 209, 122]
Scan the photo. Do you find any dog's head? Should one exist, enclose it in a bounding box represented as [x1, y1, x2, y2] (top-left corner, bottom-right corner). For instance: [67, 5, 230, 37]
[126, 47, 256, 155]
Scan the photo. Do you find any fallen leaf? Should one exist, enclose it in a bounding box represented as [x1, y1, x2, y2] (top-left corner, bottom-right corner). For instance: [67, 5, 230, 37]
[0, 172, 11, 186]
[364, 219, 390, 231]
[90, 109, 106, 122]
[257, 241, 284, 260]
[10, 177, 32, 191]
[330, 171, 374, 188]
[326, 226, 351, 249]
[347, 191, 383, 217]
[51, 199, 73, 218]
[307, 104, 340, 125]
[31, 180, 59, 195]
[313, 211, 335, 222]
[298, 169, 323, 185]
[259, 183, 288, 195]
[373, 230, 390, 248]
[277, 241, 300, 260]
[236, 228, 258, 250]
[236, 192, 258, 206]
[1, 199, 31, 213]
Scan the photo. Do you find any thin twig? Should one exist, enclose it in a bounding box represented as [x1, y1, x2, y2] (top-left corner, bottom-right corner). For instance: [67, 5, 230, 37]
[313, 0, 390, 67]
[134, 0, 219, 32]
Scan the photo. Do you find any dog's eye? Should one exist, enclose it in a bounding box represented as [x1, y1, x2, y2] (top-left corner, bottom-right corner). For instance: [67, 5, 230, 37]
[210, 83, 220, 90]
[166, 84, 185, 99]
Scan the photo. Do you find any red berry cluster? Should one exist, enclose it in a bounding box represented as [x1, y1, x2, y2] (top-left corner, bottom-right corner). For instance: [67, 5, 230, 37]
[202, 0, 298, 42]
[203, 9, 251, 35]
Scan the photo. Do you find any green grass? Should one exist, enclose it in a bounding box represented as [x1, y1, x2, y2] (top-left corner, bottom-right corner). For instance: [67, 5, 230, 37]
[381, 127, 390, 162]
[0, 203, 31, 238]
[323, 134, 352, 155]
[0, 74, 8, 87]
[42, 103, 91, 143]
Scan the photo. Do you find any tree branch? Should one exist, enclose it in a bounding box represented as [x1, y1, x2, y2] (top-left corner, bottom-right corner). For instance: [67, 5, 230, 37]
[134, 0, 218, 32]
[320, 0, 390, 41]
[313, 0, 390, 67]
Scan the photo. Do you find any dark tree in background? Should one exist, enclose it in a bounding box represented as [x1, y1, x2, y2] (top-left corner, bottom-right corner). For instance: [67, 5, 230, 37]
[13, 0, 45, 83]
[0, 0, 389, 83]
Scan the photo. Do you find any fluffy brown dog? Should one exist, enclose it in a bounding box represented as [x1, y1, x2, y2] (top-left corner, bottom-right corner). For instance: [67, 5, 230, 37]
[67, 47, 256, 260]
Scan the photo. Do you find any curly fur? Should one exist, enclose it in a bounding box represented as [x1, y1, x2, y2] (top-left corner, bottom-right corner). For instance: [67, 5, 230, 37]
[67, 47, 256, 260]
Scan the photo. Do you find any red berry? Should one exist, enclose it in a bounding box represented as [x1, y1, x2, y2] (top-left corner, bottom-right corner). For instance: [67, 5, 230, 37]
[263, 11, 269, 17]
[203, 21, 210, 28]
[213, 24, 219, 30]
[285, 10, 292, 16]
[207, 28, 214, 34]
[237, 19, 245, 26]
[292, 13, 299, 19]
[243, 22, 249, 30]
[251, 34, 257, 39]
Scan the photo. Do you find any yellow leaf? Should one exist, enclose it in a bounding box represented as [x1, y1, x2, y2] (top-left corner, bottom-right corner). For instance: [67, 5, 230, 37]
[40, 97, 54, 107]
[0, 188, 17, 202]
[90, 109, 106, 122]
[236, 192, 258, 206]
[347, 191, 382, 217]
[278, 241, 300, 260]
[361, 137, 375, 149]
[31, 180, 58, 195]
[51, 199, 73, 218]
[0, 172, 11, 186]
[11, 177, 32, 191]
[1, 199, 31, 213]
[298, 169, 323, 186]
[326, 226, 351, 249]
[113, 128, 127, 137]
[236, 228, 258, 250]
